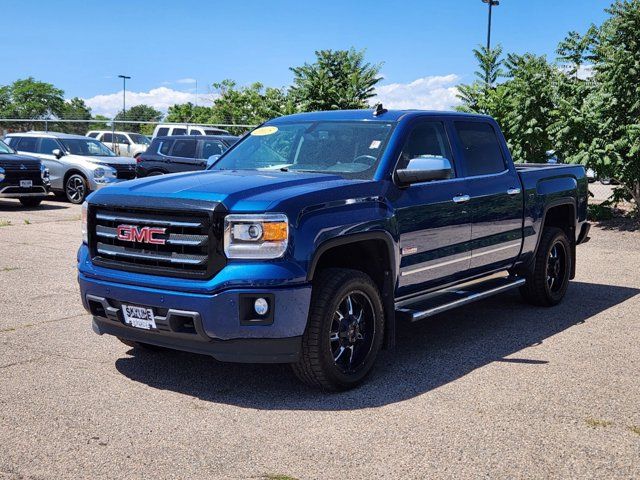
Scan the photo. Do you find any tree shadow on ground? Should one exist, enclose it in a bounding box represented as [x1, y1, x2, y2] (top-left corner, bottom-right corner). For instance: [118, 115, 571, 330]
[115, 281, 638, 410]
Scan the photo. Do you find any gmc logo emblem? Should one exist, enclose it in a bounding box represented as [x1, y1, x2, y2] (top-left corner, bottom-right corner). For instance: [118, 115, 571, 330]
[116, 225, 166, 245]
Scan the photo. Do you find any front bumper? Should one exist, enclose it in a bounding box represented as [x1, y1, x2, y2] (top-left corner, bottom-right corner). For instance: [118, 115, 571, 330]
[78, 271, 311, 363]
[0, 183, 48, 198]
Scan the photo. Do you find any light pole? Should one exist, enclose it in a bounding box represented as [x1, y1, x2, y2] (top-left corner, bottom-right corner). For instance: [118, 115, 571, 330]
[482, 0, 500, 51]
[118, 74, 131, 124]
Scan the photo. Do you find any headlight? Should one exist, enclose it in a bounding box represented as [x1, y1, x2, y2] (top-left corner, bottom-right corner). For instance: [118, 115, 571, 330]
[81, 201, 88, 244]
[224, 214, 288, 259]
[40, 163, 50, 180]
[94, 168, 105, 179]
[0, 167, 5, 182]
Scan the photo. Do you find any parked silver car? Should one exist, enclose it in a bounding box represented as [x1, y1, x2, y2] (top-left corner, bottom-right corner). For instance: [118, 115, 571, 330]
[5, 132, 136, 203]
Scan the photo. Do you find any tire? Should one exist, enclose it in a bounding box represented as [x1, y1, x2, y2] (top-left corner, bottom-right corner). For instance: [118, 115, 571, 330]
[520, 227, 572, 306]
[117, 337, 164, 351]
[19, 197, 43, 207]
[292, 268, 384, 391]
[147, 171, 164, 177]
[65, 173, 88, 204]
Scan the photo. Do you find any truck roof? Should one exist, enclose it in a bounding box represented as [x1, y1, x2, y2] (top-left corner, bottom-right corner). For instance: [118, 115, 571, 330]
[268, 109, 492, 124]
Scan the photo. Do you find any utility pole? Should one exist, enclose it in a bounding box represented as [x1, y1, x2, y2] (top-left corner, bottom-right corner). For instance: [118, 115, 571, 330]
[118, 74, 131, 126]
[482, 0, 500, 51]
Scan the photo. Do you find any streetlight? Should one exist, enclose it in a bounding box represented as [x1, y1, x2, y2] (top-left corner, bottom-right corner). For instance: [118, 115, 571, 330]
[117, 74, 131, 123]
[482, 0, 499, 51]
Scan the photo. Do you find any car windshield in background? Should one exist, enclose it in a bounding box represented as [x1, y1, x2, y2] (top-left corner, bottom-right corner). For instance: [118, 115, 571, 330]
[60, 138, 115, 157]
[212, 121, 394, 179]
[129, 133, 151, 145]
[0, 140, 13, 154]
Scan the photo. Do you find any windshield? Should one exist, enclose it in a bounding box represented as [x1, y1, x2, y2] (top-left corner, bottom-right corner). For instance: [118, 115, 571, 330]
[0, 140, 13, 154]
[60, 138, 115, 157]
[128, 133, 151, 145]
[212, 121, 394, 179]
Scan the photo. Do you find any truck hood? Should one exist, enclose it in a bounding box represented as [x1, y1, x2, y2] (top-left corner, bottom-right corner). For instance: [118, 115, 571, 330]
[91, 169, 373, 211]
[0, 153, 41, 166]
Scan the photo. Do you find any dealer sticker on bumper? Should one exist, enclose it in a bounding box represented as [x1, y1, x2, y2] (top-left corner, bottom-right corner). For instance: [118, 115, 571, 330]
[122, 304, 157, 330]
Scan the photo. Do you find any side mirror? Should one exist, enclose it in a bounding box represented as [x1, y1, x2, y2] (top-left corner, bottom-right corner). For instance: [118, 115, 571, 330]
[396, 157, 453, 185]
[51, 149, 63, 159]
[206, 154, 221, 169]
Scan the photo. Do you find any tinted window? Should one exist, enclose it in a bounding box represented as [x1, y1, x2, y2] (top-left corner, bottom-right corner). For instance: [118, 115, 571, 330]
[172, 128, 187, 135]
[201, 140, 225, 159]
[398, 122, 454, 176]
[39, 138, 59, 154]
[87, 132, 99, 138]
[156, 127, 170, 136]
[102, 133, 113, 143]
[114, 134, 129, 144]
[158, 139, 174, 155]
[171, 139, 196, 158]
[455, 121, 506, 176]
[16, 137, 38, 152]
[190, 130, 202, 135]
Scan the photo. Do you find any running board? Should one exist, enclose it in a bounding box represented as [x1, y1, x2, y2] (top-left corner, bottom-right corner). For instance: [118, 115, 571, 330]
[395, 275, 526, 322]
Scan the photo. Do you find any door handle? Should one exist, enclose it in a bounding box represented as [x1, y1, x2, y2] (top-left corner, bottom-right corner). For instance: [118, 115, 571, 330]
[507, 187, 522, 195]
[452, 194, 470, 203]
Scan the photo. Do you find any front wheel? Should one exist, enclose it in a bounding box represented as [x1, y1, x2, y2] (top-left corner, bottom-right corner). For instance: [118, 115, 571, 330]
[520, 227, 572, 306]
[292, 268, 384, 391]
[65, 174, 88, 204]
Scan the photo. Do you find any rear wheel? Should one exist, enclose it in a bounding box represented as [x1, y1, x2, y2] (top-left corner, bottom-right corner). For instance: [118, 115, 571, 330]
[292, 268, 384, 391]
[65, 173, 88, 204]
[19, 197, 43, 207]
[520, 227, 572, 306]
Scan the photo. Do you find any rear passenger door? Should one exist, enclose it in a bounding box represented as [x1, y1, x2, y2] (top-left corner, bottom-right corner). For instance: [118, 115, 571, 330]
[37, 138, 65, 190]
[453, 120, 523, 273]
[167, 138, 198, 172]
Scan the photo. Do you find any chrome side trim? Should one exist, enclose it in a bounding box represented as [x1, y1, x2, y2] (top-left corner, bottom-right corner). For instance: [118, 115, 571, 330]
[400, 241, 521, 276]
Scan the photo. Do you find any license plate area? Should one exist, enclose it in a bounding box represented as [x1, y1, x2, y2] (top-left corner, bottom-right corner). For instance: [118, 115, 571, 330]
[20, 180, 33, 188]
[121, 304, 157, 330]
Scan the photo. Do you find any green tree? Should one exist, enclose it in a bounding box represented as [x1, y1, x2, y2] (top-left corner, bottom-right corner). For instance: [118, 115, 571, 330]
[166, 102, 213, 124]
[89, 115, 111, 131]
[0, 77, 65, 130]
[289, 48, 382, 111]
[114, 104, 162, 134]
[580, 0, 640, 211]
[58, 97, 92, 134]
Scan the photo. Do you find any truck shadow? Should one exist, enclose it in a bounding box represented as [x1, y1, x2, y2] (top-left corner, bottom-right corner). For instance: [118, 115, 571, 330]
[115, 281, 639, 410]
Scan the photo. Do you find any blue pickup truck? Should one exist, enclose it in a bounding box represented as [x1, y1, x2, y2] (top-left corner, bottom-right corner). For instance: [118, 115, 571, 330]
[78, 108, 590, 391]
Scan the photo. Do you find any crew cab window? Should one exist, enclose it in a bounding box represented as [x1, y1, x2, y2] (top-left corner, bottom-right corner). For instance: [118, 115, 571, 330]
[172, 128, 187, 135]
[201, 140, 225, 158]
[102, 133, 113, 143]
[39, 138, 59, 154]
[398, 122, 454, 176]
[171, 139, 196, 158]
[455, 121, 506, 176]
[15, 137, 38, 152]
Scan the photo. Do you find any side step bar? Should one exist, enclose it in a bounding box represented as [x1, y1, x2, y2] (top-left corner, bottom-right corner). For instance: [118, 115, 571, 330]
[396, 275, 526, 322]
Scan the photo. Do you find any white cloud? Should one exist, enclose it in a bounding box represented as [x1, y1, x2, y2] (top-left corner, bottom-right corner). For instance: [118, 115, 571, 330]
[83, 87, 216, 117]
[373, 74, 462, 111]
[176, 78, 197, 84]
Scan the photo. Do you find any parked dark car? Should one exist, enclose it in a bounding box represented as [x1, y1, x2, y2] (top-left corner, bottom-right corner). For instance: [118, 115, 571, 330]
[136, 135, 239, 177]
[0, 139, 50, 207]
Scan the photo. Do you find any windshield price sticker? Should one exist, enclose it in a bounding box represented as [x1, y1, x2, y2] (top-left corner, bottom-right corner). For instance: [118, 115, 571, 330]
[251, 126, 278, 136]
[369, 140, 381, 149]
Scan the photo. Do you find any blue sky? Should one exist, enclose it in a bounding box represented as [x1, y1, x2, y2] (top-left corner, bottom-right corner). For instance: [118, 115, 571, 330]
[1, 0, 612, 116]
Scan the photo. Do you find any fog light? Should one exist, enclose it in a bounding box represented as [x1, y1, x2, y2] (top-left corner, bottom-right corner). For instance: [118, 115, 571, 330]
[254, 298, 269, 316]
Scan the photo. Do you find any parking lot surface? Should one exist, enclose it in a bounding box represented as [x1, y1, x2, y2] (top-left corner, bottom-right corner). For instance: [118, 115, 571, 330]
[1, 197, 639, 479]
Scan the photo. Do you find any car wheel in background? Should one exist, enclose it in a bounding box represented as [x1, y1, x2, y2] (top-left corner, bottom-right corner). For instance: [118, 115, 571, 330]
[65, 173, 88, 204]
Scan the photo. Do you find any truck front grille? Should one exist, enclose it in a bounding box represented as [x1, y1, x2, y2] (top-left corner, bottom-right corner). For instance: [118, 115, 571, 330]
[89, 206, 225, 279]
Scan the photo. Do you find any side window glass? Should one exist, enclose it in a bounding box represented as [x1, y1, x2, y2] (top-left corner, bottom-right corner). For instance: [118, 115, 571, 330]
[454, 121, 506, 176]
[157, 127, 169, 136]
[39, 138, 59, 154]
[102, 133, 113, 143]
[398, 122, 454, 177]
[115, 134, 129, 144]
[16, 137, 38, 152]
[87, 132, 99, 138]
[190, 130, 201, 135]
[201, 140, 225, 159]
[158, 140, 174, 155]
[171, 139, 196, 158]
[172, 128, 187, 135]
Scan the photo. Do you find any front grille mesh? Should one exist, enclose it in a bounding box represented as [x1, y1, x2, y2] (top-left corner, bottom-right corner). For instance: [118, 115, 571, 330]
[90, 206, 224, 278]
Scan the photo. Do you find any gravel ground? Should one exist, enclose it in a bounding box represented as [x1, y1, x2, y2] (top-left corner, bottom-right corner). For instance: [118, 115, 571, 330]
[1, 197, 639, 479]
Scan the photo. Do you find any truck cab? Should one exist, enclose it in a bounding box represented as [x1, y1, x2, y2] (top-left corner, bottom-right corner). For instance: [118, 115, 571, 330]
[78, 108, 590, 391]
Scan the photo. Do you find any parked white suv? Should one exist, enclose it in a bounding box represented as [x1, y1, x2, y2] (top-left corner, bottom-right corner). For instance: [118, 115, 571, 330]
[87, 131, 150, 158]
[5, 132, 137, 204]
[151, 124, 229, 138]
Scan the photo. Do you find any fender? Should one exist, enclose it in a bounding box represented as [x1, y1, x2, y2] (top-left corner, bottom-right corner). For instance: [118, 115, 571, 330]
[307, 230, 398, 349]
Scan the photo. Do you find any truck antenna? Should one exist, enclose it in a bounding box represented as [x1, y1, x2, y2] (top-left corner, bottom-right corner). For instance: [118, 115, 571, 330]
[373, 103, 387, 116]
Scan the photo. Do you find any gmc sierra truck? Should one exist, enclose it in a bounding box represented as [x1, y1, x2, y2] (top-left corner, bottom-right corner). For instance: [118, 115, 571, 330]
[78, 108, 590, 391]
